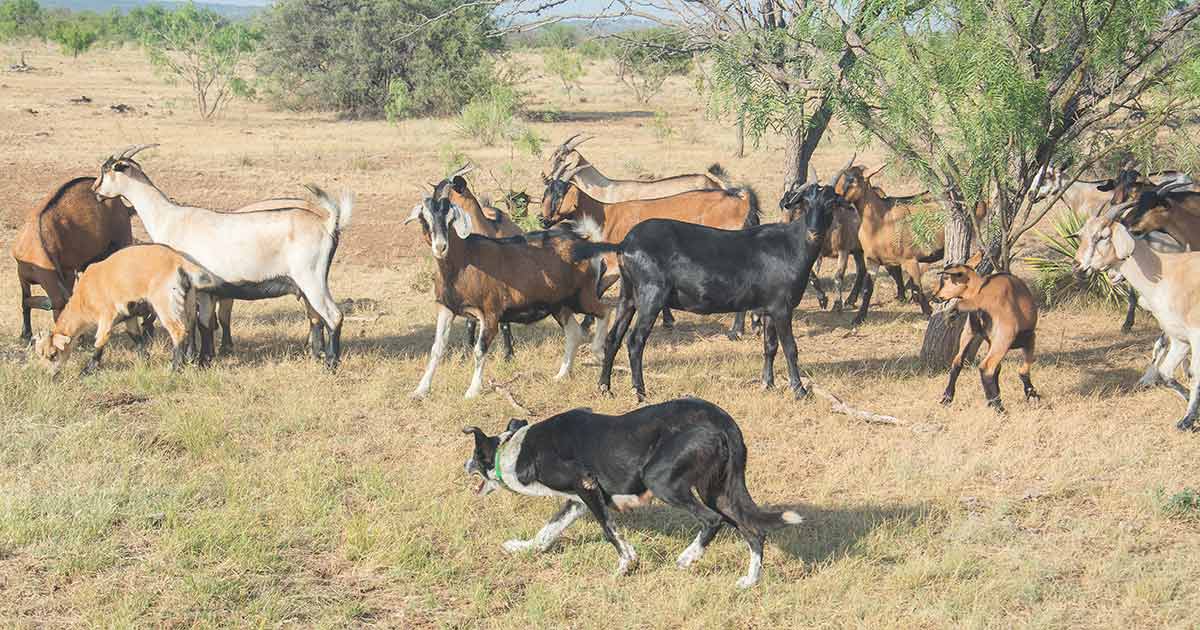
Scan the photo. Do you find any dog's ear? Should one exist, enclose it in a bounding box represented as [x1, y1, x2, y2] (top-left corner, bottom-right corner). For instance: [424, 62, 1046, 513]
[461, 425, 489, 447]
[505, 418, 529, 433]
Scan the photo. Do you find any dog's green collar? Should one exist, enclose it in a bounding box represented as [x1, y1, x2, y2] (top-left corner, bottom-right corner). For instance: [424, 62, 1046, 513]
[493, 434, 512, 484]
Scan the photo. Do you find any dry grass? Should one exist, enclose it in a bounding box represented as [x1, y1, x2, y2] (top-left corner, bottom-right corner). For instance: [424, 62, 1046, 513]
[2, 42, 1200, 628]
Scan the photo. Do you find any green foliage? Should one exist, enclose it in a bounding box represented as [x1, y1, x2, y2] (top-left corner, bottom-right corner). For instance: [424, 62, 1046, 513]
[140, 2, 257, 120]
[456, 85, 523, 147]
[543, 46, 584, 103]
[0, 0, 44, 40]
[611, 28, 691, 104]
[1024, 208, 1125, 306]
[1156, 488, 1200, 519]
[536, 23, 575, 49]
[257, 0, 500, 118]
[50, 19, 98, 58]
[902, 208, 946, 252]
[651, 109, 675, 143]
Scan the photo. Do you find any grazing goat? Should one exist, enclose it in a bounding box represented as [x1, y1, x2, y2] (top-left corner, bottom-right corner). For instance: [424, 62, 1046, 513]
[92, 145, 353, 369]
[543, 133, 729, 203]
[542, 167, 760, 339]
[932, 257, 1040, 412]
[33, 244, 219, 375]
[572, 183, 837, 402]
[779, 179, 909, 312]
[405, 197, 608, 399]
[432, 165, 523, 359]
[834, 159, 985, 325]
[11, 177, 138, 340]
[1074, 185, 1200, 431]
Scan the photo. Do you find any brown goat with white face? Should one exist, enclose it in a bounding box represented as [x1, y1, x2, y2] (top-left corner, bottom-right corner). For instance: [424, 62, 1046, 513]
[406, 197, 609, 399]
[932, 258, 1040, 412]
[11, 177, 137, 341]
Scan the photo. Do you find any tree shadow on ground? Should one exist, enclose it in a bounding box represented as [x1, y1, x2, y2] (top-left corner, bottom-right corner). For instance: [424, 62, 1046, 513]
[525, 109, 655, 123]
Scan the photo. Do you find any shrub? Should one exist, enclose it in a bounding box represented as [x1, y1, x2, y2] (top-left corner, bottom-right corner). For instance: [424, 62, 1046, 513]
[611, 28, 692, 104]
[256, 0, 500, 119]
[1157, 488, 1200, 520]
[1024, 208, 1126, 306]
[0, 0, 44, 41]
[50, 19, 98, 58]
[543, 47, 583, 103]
[456, 85, 522, 147]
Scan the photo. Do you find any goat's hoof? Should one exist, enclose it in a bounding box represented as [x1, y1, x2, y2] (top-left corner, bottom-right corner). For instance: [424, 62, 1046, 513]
[793, 387, 810, 401]
[849, 317, 866, 327]
[1121, 325, 1135, 334]
[1175, 418, 1198, 432]
[761, 381, 774, 391]
[19, 332, 32, 343]
[940, 395, 953, 406]
[661, 320, 675, 331]
[726, 331, 743, 341]
[831, 300, 844, 313]
[635, 392, 648, 404]
[409, 389, 430, 400]
[1025, 390, 1041, 402]
[988, 401, 1007, 415]
[615, 555, 639, 576]
[464, 389, 482, 400]
[1135, 376, 1159, 390]
[816, 297, 829, 310]
[735, 575, 758, 590]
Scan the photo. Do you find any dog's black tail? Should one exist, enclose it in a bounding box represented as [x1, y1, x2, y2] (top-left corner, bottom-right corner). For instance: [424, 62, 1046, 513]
[721, 422, 802, 531]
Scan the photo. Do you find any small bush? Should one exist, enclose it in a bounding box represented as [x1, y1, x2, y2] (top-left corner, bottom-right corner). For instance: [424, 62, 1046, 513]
[1024, 208, 1126, 306]
[50, 19, 98, 58]
[543, 47, 583, 103]
[652, 110, 675, 143]
[1157, 488, 1200, 519]
[611, 28, 692, 104]
[456, 86, 522, 147]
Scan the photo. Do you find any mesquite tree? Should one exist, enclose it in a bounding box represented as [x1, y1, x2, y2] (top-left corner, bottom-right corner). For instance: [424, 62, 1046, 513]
[831, 0, 1200, 363]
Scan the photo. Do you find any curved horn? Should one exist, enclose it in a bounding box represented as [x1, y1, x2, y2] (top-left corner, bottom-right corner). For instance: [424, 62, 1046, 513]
[557, 162, 588, 183]
[864, 162, 888, 180]
[1104, 198, 1139, 222]
[118, 143, 159, 160]
[550, 133, 584, 163]
[565, 134, 593, 152]
[449, 163, 475, 179]
[1157, 180, 1191, 196]
[832, 153, 857, 187]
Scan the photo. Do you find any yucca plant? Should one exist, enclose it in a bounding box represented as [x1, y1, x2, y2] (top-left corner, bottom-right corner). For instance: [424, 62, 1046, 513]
[1024, 208, 1127, 306]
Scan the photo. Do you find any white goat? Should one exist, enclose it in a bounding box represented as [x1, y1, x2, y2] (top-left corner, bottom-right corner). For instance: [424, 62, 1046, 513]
[1074, 186, 1200, 431]
[92, 145, 354, 369]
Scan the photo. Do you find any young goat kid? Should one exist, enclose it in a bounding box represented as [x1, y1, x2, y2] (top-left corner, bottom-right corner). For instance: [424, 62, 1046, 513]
[932, 257, 1040, 412]
[33, 244, 219, 375]
[573, 182, 837, 402]
[406, 197, 608, 399]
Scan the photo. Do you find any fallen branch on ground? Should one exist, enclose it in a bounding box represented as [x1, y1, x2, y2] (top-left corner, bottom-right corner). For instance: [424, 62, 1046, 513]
[490, 374, 531, 415]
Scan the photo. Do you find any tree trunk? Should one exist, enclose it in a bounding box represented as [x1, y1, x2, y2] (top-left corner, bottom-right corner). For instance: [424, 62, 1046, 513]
[736, 114, 745, 158]
[919, 203, 973, 368]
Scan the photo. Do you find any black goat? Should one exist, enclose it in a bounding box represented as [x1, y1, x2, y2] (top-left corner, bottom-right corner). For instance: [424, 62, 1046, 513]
[572, 183, 838, 401]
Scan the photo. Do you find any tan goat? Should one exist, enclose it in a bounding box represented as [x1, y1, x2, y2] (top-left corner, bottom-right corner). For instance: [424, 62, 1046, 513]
[932, 256, 1040, 412]
[33, 244, 220, 376]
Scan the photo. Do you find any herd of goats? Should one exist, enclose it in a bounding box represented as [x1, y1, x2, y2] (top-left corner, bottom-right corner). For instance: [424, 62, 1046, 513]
[14, 137, 1200, 422]
[7, 137, 1200, 423]
[9, 135, 1200, 587]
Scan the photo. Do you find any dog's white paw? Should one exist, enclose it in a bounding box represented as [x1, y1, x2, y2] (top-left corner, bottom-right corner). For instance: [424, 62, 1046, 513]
[502, 539, 532, 554]
[676, 544, 704, 569]
[735, 575, 758, 590]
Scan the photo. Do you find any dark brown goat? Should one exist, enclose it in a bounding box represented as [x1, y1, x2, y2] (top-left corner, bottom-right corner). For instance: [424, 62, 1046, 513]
[406, 197, 608, 400]
[933, 258, 1040, 412]
[11, 177, 137, 341]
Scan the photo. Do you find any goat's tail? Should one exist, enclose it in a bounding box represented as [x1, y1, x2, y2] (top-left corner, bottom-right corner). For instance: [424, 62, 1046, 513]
[740, 185, 762, 229]
[568, 217, 621, 263]
[707, 163, 733, 189]
[176, 267, 199, 337]
[307, 183, 356, 235]
[720, 423, 803, 532]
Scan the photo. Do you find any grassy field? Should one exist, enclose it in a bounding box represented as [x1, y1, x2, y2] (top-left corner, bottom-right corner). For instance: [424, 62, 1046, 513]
[3, 43, 1200, 628]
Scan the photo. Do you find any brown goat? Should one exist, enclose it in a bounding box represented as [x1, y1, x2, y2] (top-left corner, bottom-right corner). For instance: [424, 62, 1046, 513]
[540, 174, 759, 338]
[33, 244, 221, 376]
[932, 259, 1040, 412]
[11, 176, 136, 340]
[406, 197, 608, 399]
[431, 167, 524, 358]
[835, 162, 988, 325]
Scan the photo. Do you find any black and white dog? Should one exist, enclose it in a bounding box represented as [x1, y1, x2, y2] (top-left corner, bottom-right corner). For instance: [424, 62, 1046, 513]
[462, 397, 802, 589]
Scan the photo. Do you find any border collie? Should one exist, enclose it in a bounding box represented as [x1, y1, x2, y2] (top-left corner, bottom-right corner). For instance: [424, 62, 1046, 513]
[462, 397, 802, 589]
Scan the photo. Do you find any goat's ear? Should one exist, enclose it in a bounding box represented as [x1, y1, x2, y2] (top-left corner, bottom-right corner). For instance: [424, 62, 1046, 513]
[451, 176, 468, 194]
[505, 418, 529, 432]
[51, 333, 71, 351]
[449, 204, 473, 238]
[403, 203, 423, 225]
[965, 251, 984, 268]
[1097, 179, 1116, 192]
[1111, 224, 1136, 259]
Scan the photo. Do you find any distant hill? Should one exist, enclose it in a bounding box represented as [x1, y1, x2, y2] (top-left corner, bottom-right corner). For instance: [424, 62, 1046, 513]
[39, 0, 264, 20]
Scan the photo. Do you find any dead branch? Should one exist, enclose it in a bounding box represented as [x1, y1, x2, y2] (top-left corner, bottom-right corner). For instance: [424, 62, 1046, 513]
[490, 374, 531, 415]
